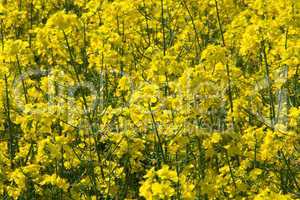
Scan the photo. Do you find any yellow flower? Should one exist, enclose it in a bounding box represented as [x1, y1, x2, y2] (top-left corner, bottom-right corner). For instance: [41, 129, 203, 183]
[139, 180, 153, 200]
[9, 169, 26, 190]
[151, 182, 163, 196]
[40, 174, 69, 192]
[47, 11, 78, 30]
[157, 165, 178, 182]
[211, 132, 222, 144]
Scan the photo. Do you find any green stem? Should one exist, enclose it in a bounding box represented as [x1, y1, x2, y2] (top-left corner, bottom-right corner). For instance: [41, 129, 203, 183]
[148, 103, 165, 163]
[261, 41, 275, 129]
[214, 0, 235, 128]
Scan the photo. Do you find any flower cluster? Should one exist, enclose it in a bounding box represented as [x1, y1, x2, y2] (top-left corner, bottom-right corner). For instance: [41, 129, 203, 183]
[0, 0, 299, 199]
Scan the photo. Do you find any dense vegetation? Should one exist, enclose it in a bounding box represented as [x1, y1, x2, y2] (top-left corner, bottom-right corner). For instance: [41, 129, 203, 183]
[0, 0, 299, 199]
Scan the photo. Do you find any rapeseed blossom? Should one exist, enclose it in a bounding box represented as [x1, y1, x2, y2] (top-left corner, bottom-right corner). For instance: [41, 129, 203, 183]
[0, 0, 299, 199]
